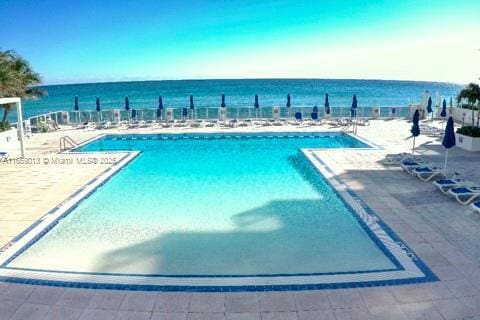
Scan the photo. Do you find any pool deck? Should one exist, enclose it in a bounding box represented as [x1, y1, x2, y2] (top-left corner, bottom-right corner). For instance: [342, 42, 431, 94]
[1, 119, 480, 319]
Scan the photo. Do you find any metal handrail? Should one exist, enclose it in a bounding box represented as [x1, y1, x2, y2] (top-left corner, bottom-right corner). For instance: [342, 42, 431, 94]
[59, 135, 79, 152]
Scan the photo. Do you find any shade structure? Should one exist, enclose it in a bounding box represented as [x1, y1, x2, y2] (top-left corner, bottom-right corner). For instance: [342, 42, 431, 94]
[74, 96, 79, 111]
[189, 95, 194, 109]
[411, 110, 420, 154]
[254, 94, 259, 108]
[442, 117, 456, 174]
[426, 97, 432, 113]
[95, 97, 100, 112]
[158, 96, 163, 109]
[440, 99, 447, 118]
[286, 94, 291, 107]
[324, 94, 330, 115]
[221, 93, 226, 108]
[125, 96, 130, 111]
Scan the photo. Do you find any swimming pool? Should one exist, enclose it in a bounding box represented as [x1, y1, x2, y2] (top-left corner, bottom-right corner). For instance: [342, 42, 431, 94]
[0, 133, 436, 290]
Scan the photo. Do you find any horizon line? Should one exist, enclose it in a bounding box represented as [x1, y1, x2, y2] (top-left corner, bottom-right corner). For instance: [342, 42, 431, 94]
[41, 77, 466, 87]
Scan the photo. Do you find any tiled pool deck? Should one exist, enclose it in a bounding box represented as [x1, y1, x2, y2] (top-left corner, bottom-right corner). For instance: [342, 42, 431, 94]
[1, 119, 480, 319]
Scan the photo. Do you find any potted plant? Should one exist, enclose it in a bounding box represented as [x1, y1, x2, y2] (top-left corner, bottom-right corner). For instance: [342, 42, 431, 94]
[456, 83, 480, 151]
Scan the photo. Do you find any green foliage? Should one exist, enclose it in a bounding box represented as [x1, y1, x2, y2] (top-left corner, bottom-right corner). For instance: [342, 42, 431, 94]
[457, 126, 480, 138]
[457, 83, 480, 127]
[459, 104, 480, 111]
[0, 49, 47, 122]
[0, 120, 10, 132]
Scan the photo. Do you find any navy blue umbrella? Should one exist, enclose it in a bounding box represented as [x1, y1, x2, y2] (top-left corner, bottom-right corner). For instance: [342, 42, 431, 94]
[182, 107, 188, 119]
[125, 96, 130, 111]
[158, 96, 163, 109]
[131, 109, 137, 119]
[74, 96, 79, 111]
[442, 116, 456, 173]
[189, 95, 194, 110]
[324, 94, 330, 115]
[411, 110, 420, 154]
[426, 97, 433, 114]
[74, 96, 80, 123]
[286, 94, 291, 108]
[221, 93, 226, 108]
[156, 96, 163, 119]
[96, 97, 101, 112]
[351, 94, 358, 118]
[440, 99, 447, 118]
[254, 94, 259, 108]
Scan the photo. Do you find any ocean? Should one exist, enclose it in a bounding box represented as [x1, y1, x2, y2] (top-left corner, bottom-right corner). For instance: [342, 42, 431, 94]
[9, 79, 462, 121]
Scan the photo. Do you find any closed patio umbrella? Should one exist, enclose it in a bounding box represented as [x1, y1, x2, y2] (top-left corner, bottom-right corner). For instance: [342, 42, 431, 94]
[411, 110, 420, 155]
[351, 94, 358, 118]
[125, 96, 130, 122]
[351, 94, 358, 133]
[221, 93, 226, 108]
[286, 93, 291, 118]
[189, 95, 194, 119]
[254, 94, 259, 119]
[189, 95, 194, 109]
[74, 96, 80, 123]
[440, 99, 447, 130]
[157, 96, 163, 119]
[426, 96, 433, 120]
[96, 97, 101, 122]
[324, 94, 330, 115]
[442, 116, 456, 175]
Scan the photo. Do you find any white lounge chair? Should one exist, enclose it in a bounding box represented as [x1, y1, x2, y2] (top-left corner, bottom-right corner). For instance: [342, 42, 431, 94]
[412, 166, 445, 181]
[471, 201, 480, 214]
[448, 186, 480, 205]
[433, 178, 468, 194]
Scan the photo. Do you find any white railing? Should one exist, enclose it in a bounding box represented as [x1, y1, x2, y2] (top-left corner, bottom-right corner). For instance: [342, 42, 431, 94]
[25, 106, 412, 131]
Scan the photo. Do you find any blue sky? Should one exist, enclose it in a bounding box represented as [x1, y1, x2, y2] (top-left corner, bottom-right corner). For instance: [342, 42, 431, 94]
[1, 0, 479, 84]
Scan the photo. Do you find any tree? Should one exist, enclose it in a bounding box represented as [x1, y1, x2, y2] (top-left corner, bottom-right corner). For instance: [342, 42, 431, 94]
[0, 49, 46, 126]
[457, 83, 480, 127]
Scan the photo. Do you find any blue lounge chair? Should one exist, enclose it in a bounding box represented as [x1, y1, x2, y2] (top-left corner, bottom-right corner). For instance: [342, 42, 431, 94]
[471, 201, 480, 214]
[433, 178, 468, 194]
[0, 151, 8, 158]
[448, 186, 480, 205]
[400, 160, 428, 174]
[412, 166, 445, 181]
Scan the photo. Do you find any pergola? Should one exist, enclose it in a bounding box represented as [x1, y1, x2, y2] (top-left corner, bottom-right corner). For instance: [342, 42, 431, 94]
[0, 97, 25, 157]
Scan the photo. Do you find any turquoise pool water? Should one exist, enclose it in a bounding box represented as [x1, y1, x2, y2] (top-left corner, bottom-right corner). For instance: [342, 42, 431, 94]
[7, 133, 397, 276]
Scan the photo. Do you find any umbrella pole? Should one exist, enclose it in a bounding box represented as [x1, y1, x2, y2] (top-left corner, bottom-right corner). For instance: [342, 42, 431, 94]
[444, 149, 449, 177]
[412, 136, 416, 155]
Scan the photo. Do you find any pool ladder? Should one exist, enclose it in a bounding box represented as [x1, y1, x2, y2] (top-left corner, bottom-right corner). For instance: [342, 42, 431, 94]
[59, 135, 79, 152]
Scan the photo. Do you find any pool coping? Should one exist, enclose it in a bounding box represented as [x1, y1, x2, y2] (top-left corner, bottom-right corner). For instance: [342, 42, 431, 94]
[0, 132, 437, 291]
